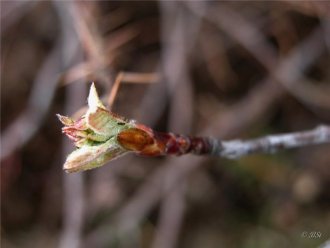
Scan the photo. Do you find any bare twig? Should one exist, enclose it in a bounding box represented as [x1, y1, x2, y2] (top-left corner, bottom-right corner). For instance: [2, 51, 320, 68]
[211, 125, 330, 159]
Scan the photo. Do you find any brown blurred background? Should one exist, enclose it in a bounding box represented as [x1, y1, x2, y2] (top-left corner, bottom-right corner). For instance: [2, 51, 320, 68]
[1, 1, 330, 248]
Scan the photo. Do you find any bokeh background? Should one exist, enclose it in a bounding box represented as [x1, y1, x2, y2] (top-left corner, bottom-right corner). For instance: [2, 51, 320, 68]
[1, 1, 330, 248]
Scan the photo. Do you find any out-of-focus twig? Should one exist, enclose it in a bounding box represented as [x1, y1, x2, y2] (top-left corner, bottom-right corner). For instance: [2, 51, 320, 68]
[59, 84, 86, 248]
[189, 3, 330, 111]
[68, 1, 113, 86]
[52, 2, 87, 248]
[206, 30, 326, 137]
[119, 72, 159, 84]
[0, 46, 60, 161]
[160, 1, 202, 132]
[62, 26, 138, 85]
[99, 7, 132, 34]
[190, 3, 277, 69]
[151, 181, 186, 248]
[0, 1, 35, 34]
[281, 1, 330, 18]
[199, 31, 238, 92]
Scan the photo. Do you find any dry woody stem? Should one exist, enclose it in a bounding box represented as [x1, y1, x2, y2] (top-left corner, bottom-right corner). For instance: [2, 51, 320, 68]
[210, 125, 330, 158]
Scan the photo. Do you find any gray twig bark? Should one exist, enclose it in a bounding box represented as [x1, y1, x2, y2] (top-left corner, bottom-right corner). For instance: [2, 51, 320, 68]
[211, 125, 330, 158]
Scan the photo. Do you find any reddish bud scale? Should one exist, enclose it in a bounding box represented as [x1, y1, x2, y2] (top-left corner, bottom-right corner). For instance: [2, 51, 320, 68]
[154, 132, 212, 155]
[117, 123, 213, 157]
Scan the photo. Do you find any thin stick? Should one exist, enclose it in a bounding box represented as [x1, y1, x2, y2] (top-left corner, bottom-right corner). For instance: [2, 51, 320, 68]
[211, 125, 330, 158]
[107, 72, 159, 108]
[121, 72, 159, 84]
[107, 72, 124, 108]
